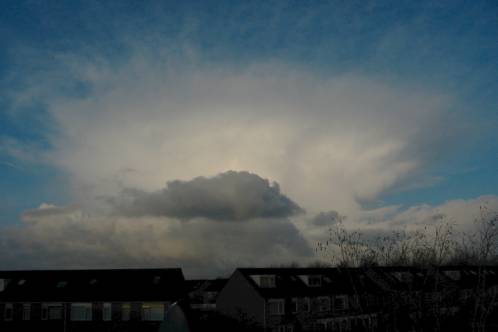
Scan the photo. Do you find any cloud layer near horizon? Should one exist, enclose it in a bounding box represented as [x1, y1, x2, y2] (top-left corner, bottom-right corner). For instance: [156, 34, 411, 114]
[4, 191, 313, 278]
[2, 193, 497, 277]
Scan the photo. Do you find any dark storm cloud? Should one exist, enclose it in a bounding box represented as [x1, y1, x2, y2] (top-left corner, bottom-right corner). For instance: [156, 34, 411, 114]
[110, 171, 304, 221]
[311, 211, 343, 226]
[0, 204, 313, 278]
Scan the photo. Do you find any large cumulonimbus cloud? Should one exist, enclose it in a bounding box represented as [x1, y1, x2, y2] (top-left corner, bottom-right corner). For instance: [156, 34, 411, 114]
[110, 171, 303, 221]
[8, 51, 462, 215]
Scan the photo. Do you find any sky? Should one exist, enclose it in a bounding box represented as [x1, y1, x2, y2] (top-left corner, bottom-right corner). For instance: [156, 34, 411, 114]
[1, 0, 498, 277]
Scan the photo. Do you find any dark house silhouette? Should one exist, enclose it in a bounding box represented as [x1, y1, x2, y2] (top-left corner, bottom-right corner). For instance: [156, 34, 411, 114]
[0, 268, 186, 332]
[217, 268, 384, 332]
[216, 266, 498, 332]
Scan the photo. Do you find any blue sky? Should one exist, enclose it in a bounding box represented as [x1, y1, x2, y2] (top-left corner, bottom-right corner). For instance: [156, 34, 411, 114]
[0, 0, 497, 274]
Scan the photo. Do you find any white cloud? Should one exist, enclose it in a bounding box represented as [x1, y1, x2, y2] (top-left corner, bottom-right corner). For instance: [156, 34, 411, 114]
[4, 46, 479, 273]
[12, 51, 457, 216]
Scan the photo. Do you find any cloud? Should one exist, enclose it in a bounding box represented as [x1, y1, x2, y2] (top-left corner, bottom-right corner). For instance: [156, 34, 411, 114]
[310, 210, 343, 226]
[22, 203, 82, 223]
[6, 48, 460, 216]
[308, 195, 498, 259]
[0, 202, 313, 278]
[110, 171, 303, 221]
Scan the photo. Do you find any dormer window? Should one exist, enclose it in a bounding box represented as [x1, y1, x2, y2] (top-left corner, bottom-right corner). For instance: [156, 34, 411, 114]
[260, 275, 276, 288]
[299, 275, 322, 287]
[251, 275, 276, 288]
[309, 275, 322, 287]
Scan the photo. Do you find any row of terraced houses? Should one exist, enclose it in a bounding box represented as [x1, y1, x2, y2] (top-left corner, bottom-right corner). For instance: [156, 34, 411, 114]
[1, 266, 498, 331]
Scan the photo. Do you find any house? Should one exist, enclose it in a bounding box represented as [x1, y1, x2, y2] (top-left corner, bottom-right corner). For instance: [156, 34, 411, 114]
[365, 266, 462, 331]
[216, 268, 384, 332]
[0, 268, 186, 332]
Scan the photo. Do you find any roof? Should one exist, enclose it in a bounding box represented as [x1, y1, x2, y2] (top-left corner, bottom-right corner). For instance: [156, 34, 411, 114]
[236, 267, 384, 298]
[203, 278, 228, 292]
[187, 278, 228, 301]
[439, 265, 498, 289]
[0, 268, 186, 302]
[366, 266, 458, 292]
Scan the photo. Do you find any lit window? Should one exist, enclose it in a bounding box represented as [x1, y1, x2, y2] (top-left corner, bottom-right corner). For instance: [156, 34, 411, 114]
[268, 299, 285, 315]
[142, 302, 164, 321]
[103, 303, 112, 321]
[121, 303, 131, 321]
[70, 303, 92, 321]
[4, 303, 13, 321]
[18, 279, 26, 286]
[23, 303, 31, 320]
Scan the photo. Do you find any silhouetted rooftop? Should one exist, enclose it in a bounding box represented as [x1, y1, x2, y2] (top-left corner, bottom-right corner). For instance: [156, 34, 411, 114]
[0, 268, 186, 302]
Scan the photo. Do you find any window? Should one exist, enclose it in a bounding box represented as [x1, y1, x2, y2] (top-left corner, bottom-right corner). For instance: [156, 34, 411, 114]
[103, 303, 111, 321]
[56, 281, 68, 288]
[313, 322, 327, 330]
[308, 275, 322, 287]
[0, 279, 5, 292]
[42, 303, 63, 320]
[121, 303, 131, 321]
[41, 305, 48, 320]
[4, 303, 13, 321]
[23, 303, 31, 320]
[318, 296, 331, 312]
[303, 297, 310, 312]
[334, 295, 348, 311]
[18, 279, 26, 286]
[291, 298, 298, 313]
[268, 299, 285, 315]
[70, 303, 92, 321]
[340, 319, 350, 331]
[260, 275, 276, 288]
[277, 326, 294, 332]
[250, 275, 277, 288]
[142, 302, 164, 321]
